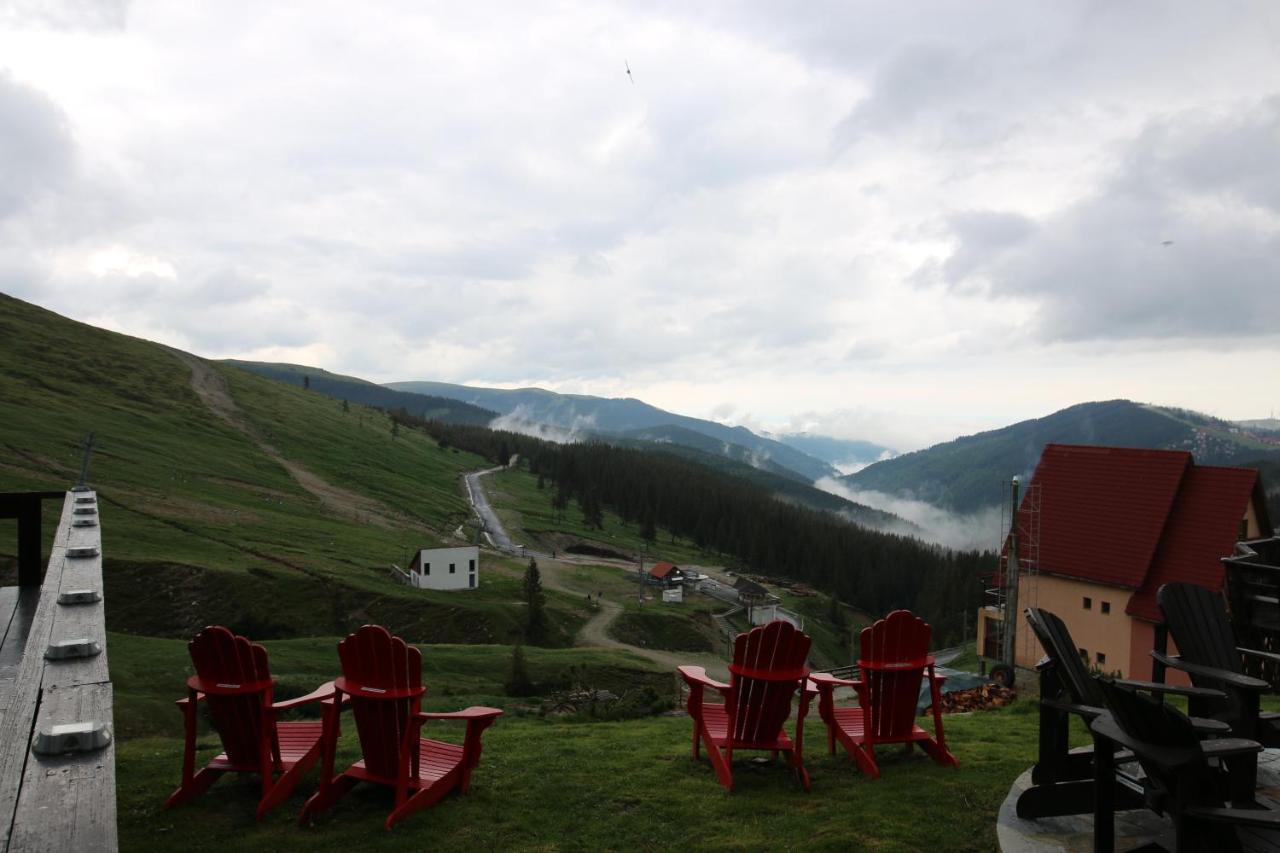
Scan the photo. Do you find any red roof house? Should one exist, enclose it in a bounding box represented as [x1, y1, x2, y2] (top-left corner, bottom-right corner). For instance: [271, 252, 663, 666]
[978, 444, 1272, 679]
[647, 562, 684, 587]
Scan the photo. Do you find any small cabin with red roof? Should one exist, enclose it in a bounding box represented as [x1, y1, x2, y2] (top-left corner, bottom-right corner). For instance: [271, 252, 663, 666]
[976, 444, 1273, 680]
[647, 561, 685, 588]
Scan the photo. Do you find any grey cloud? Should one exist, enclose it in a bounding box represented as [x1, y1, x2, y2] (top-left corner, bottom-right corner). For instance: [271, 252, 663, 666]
[0, 0, 127, 30]
[937, 99, 1280, 340]
[0, 74, 74, 220]
[941, 210, 1037, 283]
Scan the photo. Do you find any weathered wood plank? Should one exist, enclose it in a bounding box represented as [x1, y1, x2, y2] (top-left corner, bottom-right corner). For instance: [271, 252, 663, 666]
[0, 492, 73, 850]
[43, 514, 108, 691]
[9, 682, 116, 853]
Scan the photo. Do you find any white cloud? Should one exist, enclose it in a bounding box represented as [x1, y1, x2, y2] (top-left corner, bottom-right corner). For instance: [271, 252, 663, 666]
[817, 477, 1002, 551]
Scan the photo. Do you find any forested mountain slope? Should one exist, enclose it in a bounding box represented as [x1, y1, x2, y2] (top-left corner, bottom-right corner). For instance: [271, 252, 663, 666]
[388, 379, 838, 482]
[846, 399, 1280, 514]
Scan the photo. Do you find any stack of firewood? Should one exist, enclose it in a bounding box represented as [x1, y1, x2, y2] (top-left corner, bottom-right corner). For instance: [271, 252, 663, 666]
[934, 683, 1017, 713]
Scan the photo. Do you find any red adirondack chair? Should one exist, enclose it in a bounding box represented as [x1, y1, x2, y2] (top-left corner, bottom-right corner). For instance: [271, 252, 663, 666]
[164, 625, 335, 818]
[299, 625, 503, 829]
[810, 609, 958, 779]
[678, 619, 814, 792]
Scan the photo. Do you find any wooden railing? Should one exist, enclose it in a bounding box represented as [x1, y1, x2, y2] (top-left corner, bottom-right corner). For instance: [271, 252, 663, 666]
[0, 489, 115, 851]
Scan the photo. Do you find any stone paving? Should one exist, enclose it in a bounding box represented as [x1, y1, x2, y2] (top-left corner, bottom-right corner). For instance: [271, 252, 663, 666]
[997, 749, 1280, 851]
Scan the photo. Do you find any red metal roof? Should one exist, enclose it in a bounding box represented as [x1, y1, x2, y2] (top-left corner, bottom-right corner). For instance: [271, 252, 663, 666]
[1126, 465, 1261, 621]
[1023, 444, 1191, 589]
[649, 562, 679, 579]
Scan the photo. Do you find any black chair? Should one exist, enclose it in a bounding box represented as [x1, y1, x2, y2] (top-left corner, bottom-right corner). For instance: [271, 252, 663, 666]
[1154, 582, 1280, 747]
[1093, 678, 1280, 853]
[1018, 608, 1231, 820]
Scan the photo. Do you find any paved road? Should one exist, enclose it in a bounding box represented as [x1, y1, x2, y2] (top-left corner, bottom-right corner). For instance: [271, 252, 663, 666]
[461, 466, 729, 679]
[464, 467, 513, 549]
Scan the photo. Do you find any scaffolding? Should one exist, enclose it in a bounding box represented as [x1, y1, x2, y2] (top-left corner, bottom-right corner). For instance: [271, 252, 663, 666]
[984, 478, 1041, 669]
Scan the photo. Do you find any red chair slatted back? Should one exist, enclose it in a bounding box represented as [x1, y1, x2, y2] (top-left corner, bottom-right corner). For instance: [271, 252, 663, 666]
[858, 610, 931, 741]
[188, 625, 273, 766]
[337, 625, 424, 780]
[727, 620, 811, 745]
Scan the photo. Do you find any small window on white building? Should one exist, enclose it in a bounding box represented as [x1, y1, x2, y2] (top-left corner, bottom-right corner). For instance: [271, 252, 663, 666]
[1101, 601, 1111, 614]
[449, 563, 456, 574]
[469, 559, 476, 573]
[1083, 597, 1092, 610]
[424, 563, 430, 575]
[1096, 652, 1106, 665]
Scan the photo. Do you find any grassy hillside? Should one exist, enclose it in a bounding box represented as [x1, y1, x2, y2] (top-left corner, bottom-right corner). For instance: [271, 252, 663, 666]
[484, 465, 712, 565]
[847, 399, 1280, 513]
[0, 294, 588, 646]
[229, 360, 497, 425]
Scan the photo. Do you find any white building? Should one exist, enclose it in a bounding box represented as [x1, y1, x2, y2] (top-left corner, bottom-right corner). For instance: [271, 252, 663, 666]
[407, 546, 480, 590]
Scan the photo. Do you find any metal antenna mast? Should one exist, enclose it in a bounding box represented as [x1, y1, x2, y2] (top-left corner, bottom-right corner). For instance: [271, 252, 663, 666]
[73, 432, 97, 492]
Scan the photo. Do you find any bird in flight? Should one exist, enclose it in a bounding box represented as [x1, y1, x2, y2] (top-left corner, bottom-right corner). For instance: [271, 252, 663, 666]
[625, 60, 634, 84]
[1161, 240, 1174, 247]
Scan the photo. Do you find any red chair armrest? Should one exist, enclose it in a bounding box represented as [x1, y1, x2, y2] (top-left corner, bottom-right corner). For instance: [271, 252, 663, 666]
[272, 680, 336, 711]
[417, 706, 504, 722]
[678, 666, 729, 693]
[809, 672, 858, 689]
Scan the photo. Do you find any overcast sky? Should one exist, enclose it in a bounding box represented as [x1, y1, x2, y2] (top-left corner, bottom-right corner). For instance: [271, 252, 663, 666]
[3, 1, 1278, 450]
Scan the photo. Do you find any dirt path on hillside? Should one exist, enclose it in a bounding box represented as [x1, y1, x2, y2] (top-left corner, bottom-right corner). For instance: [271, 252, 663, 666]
[535, 556, 729, 679]
[171, 349, 407, 529]
[463, 463, 729, 679]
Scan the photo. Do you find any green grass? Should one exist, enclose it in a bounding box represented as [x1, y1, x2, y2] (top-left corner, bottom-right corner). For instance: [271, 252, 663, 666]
[118, 697, 1042, 851]
[608, 608, 717, 652]
[486, 467, 712, 565]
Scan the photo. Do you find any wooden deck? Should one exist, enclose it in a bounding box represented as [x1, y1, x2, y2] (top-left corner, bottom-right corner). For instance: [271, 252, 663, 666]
[0, 490, 115, 852]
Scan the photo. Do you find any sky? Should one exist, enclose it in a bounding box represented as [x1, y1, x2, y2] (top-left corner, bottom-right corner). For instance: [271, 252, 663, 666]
[2, 1, 1279, 451]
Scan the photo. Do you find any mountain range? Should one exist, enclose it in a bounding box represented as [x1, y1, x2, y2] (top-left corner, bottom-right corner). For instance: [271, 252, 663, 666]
[844, 399, 1280, 514]
[387, 380, 840, 482]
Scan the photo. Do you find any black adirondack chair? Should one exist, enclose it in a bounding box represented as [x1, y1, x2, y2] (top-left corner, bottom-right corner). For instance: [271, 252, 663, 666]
[1154, 582, 1280, 748]
[1018, 608, 1231, 820]
[1092, 678, 1280, 853]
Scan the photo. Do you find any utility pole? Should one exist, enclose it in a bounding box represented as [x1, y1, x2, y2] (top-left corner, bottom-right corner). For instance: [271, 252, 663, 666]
[74, 432, 96, 492]
[1000, 476, 1021, 673]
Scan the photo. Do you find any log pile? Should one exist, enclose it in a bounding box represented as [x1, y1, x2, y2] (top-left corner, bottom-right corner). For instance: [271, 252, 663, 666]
[935, 683, 1017, 713]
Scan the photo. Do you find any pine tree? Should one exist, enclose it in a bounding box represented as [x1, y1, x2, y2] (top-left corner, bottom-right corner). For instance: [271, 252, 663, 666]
[640, 512, 656, 545]
[523, 558, 547, 642]
[504, 644, 535, 696]
[341, 398, 349, 414]
[303, 375, 310, 390]
[581, 489, 603, 529]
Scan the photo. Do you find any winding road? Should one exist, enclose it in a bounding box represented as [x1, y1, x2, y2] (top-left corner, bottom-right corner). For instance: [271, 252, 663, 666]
[462, 465, 729, 678]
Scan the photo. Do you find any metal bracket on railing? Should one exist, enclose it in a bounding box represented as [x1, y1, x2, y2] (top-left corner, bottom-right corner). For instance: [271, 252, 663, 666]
[45, 638, 102, 660]
[32, 722, 112, 756]
[58, 589, 103, 606]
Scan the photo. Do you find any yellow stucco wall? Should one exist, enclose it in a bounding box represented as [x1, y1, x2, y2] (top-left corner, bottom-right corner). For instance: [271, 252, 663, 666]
[977, 573, 1135, 675]
[1244, 502, 1263, 539]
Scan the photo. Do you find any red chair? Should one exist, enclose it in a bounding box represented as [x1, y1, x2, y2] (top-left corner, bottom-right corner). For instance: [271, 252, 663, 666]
[678, 619, 814, 792]
[164, 625, 334, 818]
[299, 625, 503, 829]
[810, 610, 958, 778]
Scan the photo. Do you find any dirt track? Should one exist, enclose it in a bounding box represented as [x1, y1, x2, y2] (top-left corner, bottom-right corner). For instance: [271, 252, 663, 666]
[171, 349, 408, 529]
